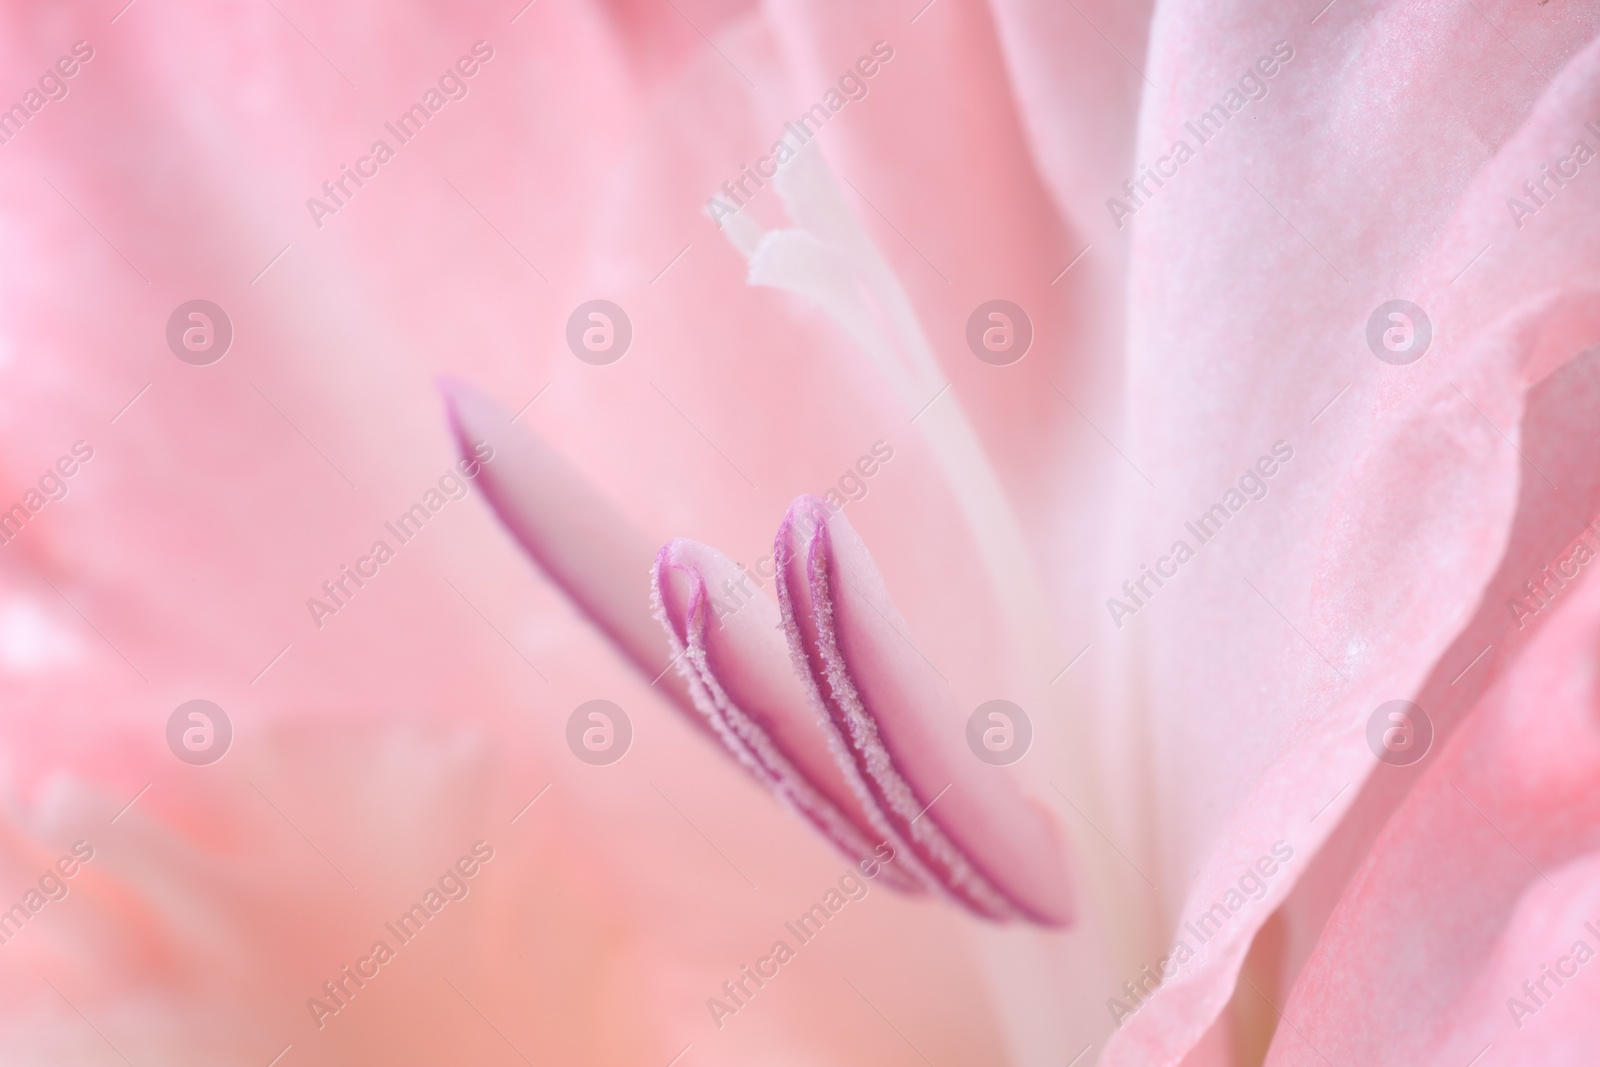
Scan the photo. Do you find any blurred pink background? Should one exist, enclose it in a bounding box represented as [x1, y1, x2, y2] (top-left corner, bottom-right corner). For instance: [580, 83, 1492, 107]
[2, 1, 1600, 1065]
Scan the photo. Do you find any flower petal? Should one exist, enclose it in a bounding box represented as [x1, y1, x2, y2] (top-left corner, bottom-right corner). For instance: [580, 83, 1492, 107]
[1264, 563, 1600, 1065]
[1103, 12, 1600, 1063]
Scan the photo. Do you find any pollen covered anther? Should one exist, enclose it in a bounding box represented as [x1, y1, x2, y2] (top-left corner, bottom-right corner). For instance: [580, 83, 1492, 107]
[774, 496, 1073, 926]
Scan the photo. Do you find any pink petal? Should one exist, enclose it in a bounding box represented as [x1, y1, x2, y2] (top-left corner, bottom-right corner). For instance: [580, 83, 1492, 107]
[985, 0, 1156, 233]
[1104, 13, 1600, 1063]
[1264, 564, 1600, 1065]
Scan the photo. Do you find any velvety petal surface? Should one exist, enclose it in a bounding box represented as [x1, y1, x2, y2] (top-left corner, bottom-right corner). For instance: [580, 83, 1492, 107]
[1263, 564, 1600, 1066]
[1100, 4, 1600, 1063]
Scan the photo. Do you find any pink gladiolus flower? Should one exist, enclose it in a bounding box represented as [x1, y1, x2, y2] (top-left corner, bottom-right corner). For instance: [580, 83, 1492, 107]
[6, 0, 1600, 1064]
